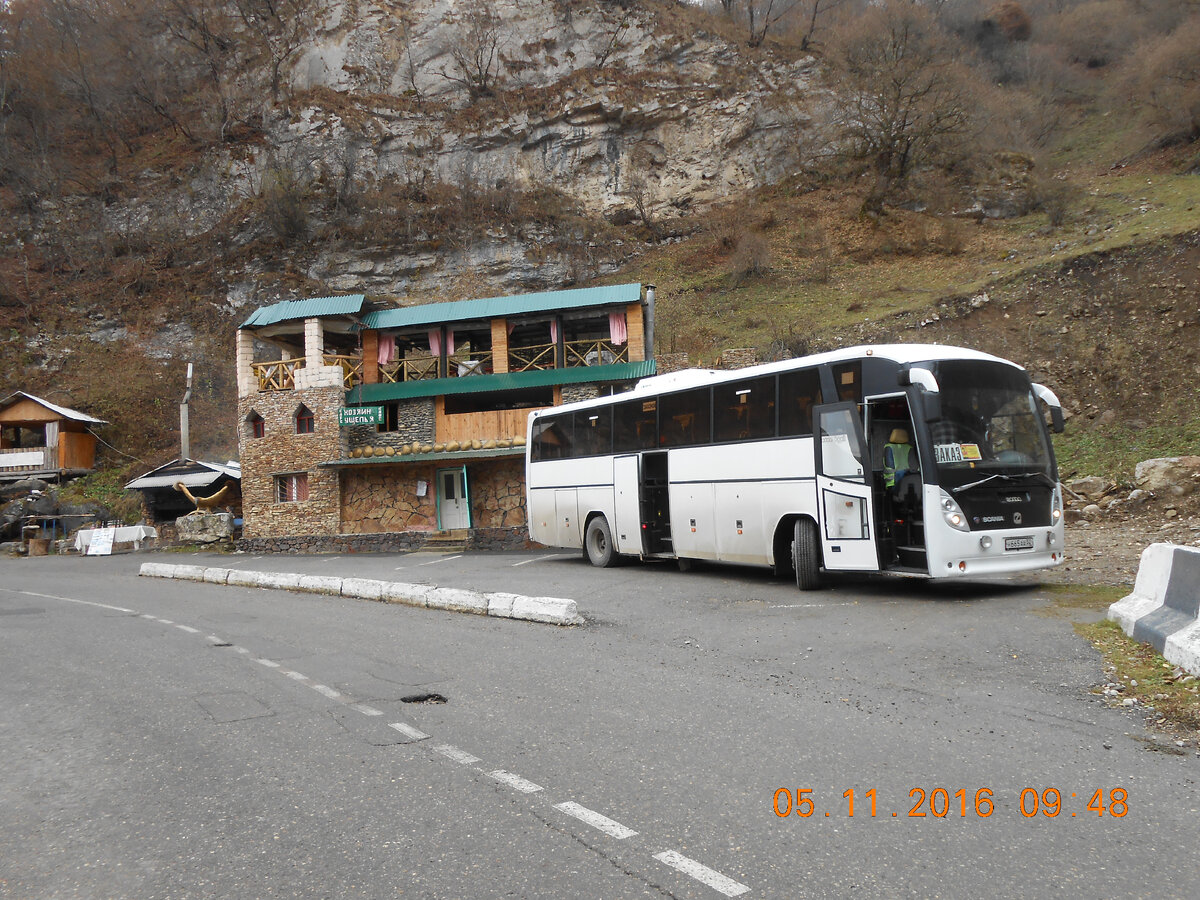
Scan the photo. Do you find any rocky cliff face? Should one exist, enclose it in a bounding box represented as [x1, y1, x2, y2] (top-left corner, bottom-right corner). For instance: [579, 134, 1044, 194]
[170, 0, 831, 303]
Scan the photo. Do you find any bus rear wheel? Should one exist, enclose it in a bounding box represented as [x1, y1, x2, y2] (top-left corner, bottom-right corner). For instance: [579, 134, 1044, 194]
[792, 518, 822, 590]
[585, 516, 618, 568]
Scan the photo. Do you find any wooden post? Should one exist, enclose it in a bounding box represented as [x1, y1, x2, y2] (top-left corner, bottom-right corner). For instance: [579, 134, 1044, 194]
[362, 331, 380, 384]
[491, 318, 509, 374]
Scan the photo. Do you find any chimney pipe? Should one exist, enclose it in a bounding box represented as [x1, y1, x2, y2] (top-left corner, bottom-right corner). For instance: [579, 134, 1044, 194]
[644, 284, 656, 360]
[180, 362, 193, 461]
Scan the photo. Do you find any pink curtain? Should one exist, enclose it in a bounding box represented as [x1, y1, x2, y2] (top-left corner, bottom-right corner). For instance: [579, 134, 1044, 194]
[428, 329, 441, 356]
[608, 312, 627, 345]
[446, 329, 455, 356]
[377, 334, 396, 366]
[550, 320, 558, 343]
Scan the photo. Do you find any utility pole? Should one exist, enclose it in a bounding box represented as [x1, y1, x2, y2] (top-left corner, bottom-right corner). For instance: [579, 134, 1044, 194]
[180, 362, 193, 461]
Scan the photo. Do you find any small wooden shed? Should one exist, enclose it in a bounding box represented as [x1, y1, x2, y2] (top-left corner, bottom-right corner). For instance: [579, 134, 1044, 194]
[0, 392, 106, 483]
[124, 458, 242, 524]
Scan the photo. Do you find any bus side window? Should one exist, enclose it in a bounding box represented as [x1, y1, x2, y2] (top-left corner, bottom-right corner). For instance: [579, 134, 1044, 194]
[533, 414, 573, 460]
[779, 369, 822, 436]
[614, 398, 656, 452]
[714, 376, 775, 442]
[659, 387, 711, 448]
[573, 406, 612, 457]
[832, 362, 862, 403]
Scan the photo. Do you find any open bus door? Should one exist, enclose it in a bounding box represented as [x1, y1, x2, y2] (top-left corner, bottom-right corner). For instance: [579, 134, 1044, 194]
[814, 403, 880, 572]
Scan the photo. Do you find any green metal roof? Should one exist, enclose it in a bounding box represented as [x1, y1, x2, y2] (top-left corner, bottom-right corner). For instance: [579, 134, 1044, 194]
[241, 295, 366, 329]
[319, 447, 525, 467]
[347, 360, 656, 404]
[359, 283, 642, 331]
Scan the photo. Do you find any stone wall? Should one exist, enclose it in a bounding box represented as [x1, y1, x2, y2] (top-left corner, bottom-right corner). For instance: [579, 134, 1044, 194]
[235, 525, 536, 554]
[238, 385, 345, 538]
[340, 456, 527, 533]
[346, 399, 435, 451]
[561, 384, 602, 404]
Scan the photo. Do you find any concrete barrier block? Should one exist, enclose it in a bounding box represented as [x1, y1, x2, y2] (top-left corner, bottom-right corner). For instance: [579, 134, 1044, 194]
[225, 569, 269, 588]
[170, 564, 209, 581]
[427, 587, 489, 615]
[297, 574, 344, 595]
[381, 582, 432, 607]
[139, 563, 177, 579]
[266, 571, 303, 590]
[1108, 542, 1200, 676]
[341, 577, 387, 601]
[510, 595, 581, 626]
[203, 567, 230, 584]
[485, 591, 520, 618]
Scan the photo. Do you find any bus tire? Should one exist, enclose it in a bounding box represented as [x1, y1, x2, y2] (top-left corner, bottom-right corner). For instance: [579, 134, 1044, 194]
[584, 516, 618, 568]
[792, 518, 822, 590]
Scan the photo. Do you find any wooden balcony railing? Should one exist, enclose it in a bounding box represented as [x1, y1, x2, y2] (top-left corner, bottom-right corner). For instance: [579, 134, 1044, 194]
[323, 354, 363, 388]
[508, 342, 556, 372]
[253, 358, 305, 391]
[564, 339, 628, 368]
[380, 356, 439, 383]
[451, 351, 494, 377]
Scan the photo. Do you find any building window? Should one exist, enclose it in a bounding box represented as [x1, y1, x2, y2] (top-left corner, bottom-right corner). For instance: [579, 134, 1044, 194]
[275, 473, 309, 503]
[295, 405, 315, 434]
[246, 412, 265, 439]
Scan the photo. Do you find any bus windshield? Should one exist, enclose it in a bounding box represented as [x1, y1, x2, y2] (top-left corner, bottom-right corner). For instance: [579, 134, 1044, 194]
[927, 360, 1056, 490]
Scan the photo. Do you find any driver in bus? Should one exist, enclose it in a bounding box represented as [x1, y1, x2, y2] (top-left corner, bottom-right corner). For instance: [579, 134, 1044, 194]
[884, 428, 919, 497]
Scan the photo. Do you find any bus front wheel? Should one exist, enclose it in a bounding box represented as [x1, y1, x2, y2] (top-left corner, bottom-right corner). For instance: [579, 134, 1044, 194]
[585, 516, 618, 568]
[792, 519, 823, 590]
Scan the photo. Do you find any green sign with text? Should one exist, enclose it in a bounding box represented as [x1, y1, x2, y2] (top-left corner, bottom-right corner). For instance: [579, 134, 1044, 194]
[338, 406, 384, 427]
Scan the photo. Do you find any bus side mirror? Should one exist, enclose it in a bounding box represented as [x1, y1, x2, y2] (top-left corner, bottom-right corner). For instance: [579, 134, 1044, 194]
[1048, 405, 1065, 434]
[1032, 383, 1065, 434]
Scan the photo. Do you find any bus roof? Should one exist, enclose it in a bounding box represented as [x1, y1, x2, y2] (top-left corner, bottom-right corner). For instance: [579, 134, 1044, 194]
[534, 344, 1025, 418]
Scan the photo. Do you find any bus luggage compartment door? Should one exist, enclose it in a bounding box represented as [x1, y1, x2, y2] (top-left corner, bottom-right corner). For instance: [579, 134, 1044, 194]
[613, 455, 643, 555]
[814, 403, 880, 572]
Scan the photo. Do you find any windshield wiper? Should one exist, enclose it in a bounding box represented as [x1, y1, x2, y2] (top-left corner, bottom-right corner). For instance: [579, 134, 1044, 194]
[952, 472, 1055, 494]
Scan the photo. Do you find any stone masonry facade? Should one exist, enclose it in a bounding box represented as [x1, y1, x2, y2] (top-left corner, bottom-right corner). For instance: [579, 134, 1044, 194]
[238, 385, 345, 538]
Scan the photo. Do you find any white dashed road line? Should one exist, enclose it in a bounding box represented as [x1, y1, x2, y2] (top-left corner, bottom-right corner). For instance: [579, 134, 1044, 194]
[434, 744, 481, 766]
[653, 851, 750, 897]
[11, 585, 754, 897]
[553, 802, 638, 840]
[415, 555, 462, 566]
[510, 553, 568, 567]
[388, 722, 429, 741]
[488, 770, 544, 794]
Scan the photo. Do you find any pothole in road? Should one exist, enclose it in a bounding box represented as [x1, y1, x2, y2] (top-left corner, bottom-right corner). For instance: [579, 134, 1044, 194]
[401, 692, 447, 704]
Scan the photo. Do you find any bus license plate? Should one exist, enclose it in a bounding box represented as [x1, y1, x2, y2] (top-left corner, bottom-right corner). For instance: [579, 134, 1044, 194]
[1004, 536, 1035, 552]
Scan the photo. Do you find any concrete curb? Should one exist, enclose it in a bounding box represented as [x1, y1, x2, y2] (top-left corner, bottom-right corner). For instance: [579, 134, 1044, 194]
[138, 563, 582, 626]
[1108, 542, 1200, 675]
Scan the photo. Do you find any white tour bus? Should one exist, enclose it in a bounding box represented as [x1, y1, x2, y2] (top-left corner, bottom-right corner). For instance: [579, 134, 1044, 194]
[525, 344, 1066, 588]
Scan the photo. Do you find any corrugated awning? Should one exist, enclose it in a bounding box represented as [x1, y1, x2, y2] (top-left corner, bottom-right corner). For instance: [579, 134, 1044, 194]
[320, 447, 525, 467]
[359, 283, 642, 331]
[347, 360, 655, 404]
[241, 295, 366, 329]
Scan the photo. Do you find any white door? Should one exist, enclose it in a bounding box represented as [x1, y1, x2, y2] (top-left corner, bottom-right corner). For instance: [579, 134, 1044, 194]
[613, 455, 642, 555]
[814, 403, 879, 571]
[438, 467, 470, 530]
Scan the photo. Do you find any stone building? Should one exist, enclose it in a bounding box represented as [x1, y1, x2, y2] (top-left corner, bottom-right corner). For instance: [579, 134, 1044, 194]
[235, 284, 656, 552]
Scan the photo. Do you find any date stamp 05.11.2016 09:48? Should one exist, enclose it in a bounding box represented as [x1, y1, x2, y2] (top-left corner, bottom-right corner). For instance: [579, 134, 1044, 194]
[772, 788, 1129, 819]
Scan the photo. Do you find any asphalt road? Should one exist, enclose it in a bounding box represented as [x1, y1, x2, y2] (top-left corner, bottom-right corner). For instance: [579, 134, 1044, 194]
[2, 549, 1196, 899]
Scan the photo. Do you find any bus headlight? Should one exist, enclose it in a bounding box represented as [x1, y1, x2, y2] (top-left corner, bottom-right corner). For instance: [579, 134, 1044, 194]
[940, 490, 970, 532]
[1052, 484, 1063, 523]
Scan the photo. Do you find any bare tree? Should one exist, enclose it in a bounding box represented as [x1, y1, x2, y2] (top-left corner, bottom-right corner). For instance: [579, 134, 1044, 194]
[439, 0, 506, 100]
[827, 1, 983, 215]
[231, 0, 319, 110]
[1120, 15, 1200, 149]
[797, 0, 851, 51]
